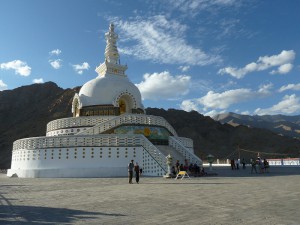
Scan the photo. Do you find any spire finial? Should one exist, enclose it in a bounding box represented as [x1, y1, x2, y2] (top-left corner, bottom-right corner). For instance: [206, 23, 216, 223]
[95, 23, 127, 77]
[105, 23, 119, 64]
[109, 23, 114, 32]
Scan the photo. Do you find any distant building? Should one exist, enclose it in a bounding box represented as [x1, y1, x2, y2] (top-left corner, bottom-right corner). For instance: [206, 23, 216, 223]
[7, 24, 202, 178]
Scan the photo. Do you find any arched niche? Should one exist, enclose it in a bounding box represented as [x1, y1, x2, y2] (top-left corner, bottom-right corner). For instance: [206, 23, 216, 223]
[118, 94, 134, 114]
[72, 94, 81, 117]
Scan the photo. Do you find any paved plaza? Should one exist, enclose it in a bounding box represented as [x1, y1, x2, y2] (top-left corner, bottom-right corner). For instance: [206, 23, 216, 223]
[1, 166, 300, 225]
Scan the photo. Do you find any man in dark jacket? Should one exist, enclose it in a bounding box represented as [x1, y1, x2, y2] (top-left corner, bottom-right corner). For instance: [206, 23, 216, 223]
[134, 162, 140, 184]
[128, 160, 134, 184]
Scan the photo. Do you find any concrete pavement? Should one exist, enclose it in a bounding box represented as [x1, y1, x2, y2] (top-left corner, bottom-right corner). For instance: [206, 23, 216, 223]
[1, 166, 300, 225]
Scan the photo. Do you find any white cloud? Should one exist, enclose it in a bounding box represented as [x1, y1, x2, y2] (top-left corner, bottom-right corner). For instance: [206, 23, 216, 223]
[178, 65, 190, 72]
[136, 71, 191, 100]
[279, 83, 300, 92]
[180, 99, 200, 112]
[72, 62, 90, 74]
[180, 85, 271, 112]
[114, 15, 220, 66]
[49, 59, 62, 69]
[32, 78, 44, 84]
[254, 94, 300, 115]
[241, 111, 250, 115]
[0, 80, 8, 91]
[167, 0, 237, 17]
[0, 60, 31, 76]
[258, 83, 273, 94]
[219, 50, 295, 78]
[270, 63, 293, 74]
[198, 89, 255, 110]
[204, 109, 227, 117]
[49, 49, 62, 56]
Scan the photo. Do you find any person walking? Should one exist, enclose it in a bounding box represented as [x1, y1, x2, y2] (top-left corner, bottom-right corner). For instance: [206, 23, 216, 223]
[134, 162, 140, 184]
[251, 158, 257, 174]
[128, 159, 134, 184]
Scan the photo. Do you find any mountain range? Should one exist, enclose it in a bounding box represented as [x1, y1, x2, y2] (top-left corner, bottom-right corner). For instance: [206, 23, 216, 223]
[0, 82, 299, 169]
[213, 112, 300, 139]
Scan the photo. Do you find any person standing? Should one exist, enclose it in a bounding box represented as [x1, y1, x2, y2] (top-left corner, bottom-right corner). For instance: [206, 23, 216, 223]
[236, 158, 240, 170]
[264, 159, 269, 173]
[175, 160, 180, 174]
[230, 159, 235, 170]
[258, 157, 264, 173]
[128, 159, 134, 184]
[134, 162, 140, 184]
[242, 158, 246, 169]
[251, 158, 257, 174]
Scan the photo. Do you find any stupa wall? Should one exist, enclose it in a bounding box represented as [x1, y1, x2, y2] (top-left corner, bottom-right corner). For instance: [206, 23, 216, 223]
[9, 146, 165, 178]
[8, 134, 167, 178]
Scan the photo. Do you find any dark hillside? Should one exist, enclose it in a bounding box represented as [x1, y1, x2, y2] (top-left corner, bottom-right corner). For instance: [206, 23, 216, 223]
[0, 82, 79, 168]
[147, 108, 300, 160]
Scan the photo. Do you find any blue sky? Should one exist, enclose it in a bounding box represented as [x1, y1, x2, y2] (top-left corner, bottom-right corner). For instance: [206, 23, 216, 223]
[1, 0, 300, 116]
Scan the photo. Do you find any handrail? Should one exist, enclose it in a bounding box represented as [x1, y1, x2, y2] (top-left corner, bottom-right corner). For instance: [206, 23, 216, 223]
[169, 136, 202, 166]
[139, 136, 167, 173]
[173, 137, 193, 149]
[13, 134, 139, 150]
[46, 116, 115, 132]
[76, 114, 178, 136]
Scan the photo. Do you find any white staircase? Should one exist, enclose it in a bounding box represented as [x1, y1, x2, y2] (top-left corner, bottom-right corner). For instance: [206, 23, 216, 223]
[155, 145, 186, 166]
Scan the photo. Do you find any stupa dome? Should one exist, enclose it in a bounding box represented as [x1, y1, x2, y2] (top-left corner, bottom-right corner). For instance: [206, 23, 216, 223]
[78, 74, 144, 109]
[72, 23, 144, 117]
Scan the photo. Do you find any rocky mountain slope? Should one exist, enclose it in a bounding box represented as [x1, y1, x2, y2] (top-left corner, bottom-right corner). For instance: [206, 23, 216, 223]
[0, 82, 80, 168]
[0, 83, 299, 168]
[213, 112, 300, 139]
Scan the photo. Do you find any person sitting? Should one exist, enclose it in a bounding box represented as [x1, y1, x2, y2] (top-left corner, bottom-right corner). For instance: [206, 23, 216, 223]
[200, 167, 207, 176]
[171, 166, 176, 176]
[189, 163, 194, 174]
[179, 164, 184, 171]
[194, 163, 200, 175]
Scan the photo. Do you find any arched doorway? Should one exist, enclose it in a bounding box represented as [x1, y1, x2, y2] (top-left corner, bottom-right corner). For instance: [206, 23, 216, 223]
[72, 98, 80, 117]
[118, 95, 134, 114]
[119, 99, 126, 114]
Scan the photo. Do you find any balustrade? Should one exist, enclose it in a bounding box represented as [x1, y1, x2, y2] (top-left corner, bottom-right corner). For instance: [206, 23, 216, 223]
[169, 136, 202, 166]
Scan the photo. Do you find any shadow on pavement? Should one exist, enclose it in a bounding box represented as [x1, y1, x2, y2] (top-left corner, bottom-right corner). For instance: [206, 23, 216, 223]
[0, 205, 126, 224]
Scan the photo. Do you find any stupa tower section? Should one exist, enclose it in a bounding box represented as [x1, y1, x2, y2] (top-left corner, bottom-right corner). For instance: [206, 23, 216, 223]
[72, 23, 144, 117]
[95, 23, 128, 78]
[105, 23, 120, 64]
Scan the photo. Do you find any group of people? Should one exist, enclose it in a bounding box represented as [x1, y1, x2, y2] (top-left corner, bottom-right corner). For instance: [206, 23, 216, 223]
[171, 160, 206, 177]
[251, 157, 269, 174]
[230, 157, 269, 174]
[128, 158, 207, 182]
[230, 158, 246, 170]
[128, 156, 271, 181]
[128, 159, 142, 184]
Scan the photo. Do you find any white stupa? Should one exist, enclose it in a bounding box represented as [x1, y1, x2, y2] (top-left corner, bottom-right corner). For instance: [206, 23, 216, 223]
[7, 24, 202, 178]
